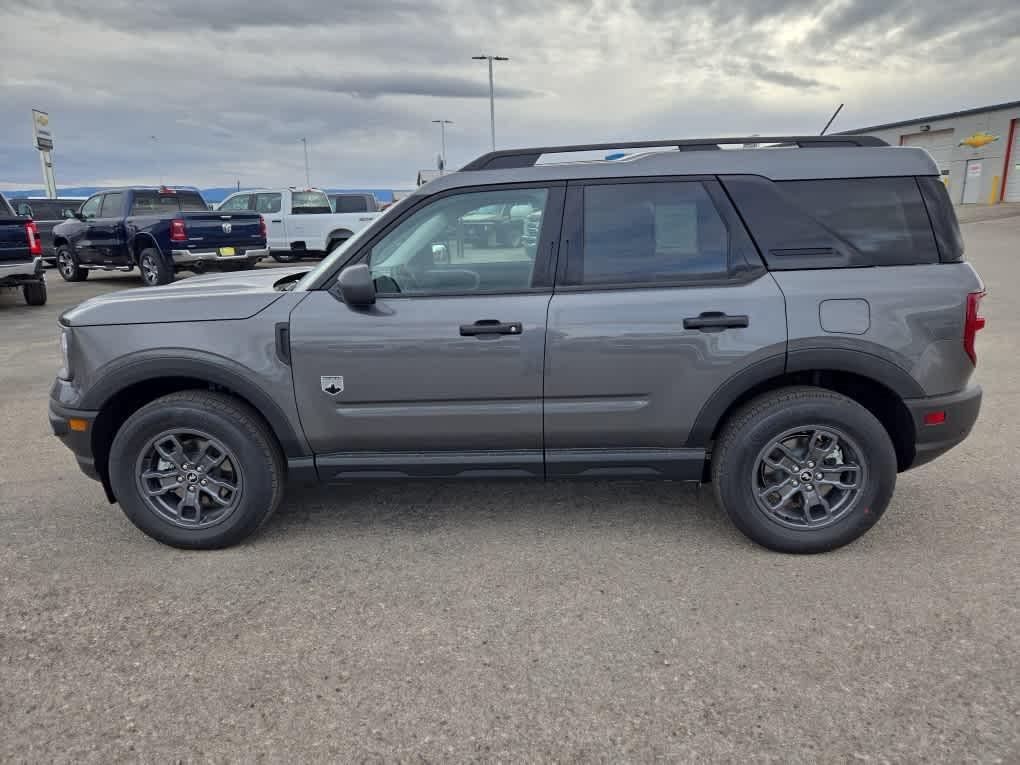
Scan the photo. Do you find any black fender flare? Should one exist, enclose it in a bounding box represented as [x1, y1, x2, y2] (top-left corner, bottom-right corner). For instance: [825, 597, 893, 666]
[685, 348, 923, 448]
[81, 350, 310, 458]
[129, 233, 162, 262]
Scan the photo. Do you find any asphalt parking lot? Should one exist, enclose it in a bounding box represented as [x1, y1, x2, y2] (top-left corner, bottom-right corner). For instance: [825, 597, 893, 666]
[2, 222, 1018, 762]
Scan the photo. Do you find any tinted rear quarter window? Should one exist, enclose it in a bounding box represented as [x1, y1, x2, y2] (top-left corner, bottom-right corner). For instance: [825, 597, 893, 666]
[722, 176, 939, 269]
[572, 181, 730, 285]
[333, 195, 370, 213]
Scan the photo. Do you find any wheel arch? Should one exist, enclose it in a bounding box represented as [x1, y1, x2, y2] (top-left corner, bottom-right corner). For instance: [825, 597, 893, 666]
[131, 234, 162, 262]
[688, 350, 919, 472]
[84, 354, 310, 499]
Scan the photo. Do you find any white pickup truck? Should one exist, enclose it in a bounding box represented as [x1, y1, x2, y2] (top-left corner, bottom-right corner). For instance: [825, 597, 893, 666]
[216, 187, 380, 262]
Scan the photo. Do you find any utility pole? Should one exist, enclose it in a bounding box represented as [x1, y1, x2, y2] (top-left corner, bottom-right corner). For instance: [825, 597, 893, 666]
[301, 137, 310, 186]
[432, 119, 453, 174]
[150, 135, 163, 185]
[472, 55, 509, 151]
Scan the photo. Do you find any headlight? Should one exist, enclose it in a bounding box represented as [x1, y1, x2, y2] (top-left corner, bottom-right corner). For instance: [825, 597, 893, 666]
[58, 327, 73, 380]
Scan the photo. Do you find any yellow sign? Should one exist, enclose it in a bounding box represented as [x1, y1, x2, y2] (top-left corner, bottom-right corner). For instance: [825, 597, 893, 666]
[35, 113, 49, 127]
[958, 132, 999, 149]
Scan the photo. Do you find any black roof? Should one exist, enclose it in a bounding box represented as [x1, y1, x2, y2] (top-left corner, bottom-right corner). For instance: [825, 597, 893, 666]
[838, 100, 1020, 135]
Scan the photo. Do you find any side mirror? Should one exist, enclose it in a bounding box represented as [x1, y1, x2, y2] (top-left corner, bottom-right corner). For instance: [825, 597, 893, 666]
[335, 263, 375, 307]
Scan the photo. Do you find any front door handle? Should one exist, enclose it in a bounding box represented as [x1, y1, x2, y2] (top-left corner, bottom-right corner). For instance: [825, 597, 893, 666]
[459, 319, 523, 337]
[683, 312, 749, 331]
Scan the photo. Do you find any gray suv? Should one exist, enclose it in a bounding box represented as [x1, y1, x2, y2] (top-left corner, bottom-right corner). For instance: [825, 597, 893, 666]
[49, 136, 985, 553]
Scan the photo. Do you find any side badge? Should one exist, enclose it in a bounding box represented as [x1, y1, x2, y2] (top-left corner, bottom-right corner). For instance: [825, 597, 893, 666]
[320, 376, 344, 396]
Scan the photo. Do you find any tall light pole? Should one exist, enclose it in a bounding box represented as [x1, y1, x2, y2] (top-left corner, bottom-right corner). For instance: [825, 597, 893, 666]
[472, 55, 509, 151]
[432, 119, 453, 174]
[150, 135, 163, 185]
[300, 137, 310, 187]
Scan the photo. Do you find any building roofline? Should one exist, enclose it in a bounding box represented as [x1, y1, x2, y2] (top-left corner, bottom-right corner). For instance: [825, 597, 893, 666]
[838, 100, 1020, 135]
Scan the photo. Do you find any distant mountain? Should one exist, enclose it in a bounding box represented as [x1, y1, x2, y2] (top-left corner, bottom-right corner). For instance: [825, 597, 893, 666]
[5, 186, 396, 203]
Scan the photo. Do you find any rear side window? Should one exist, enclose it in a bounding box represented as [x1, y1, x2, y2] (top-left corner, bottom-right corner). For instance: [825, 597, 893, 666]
[255, 193, 282, 214]
[917, 177, 964, 262]
[333, 195, 370, 213]
[572, 181, 729, 285]
[292, 191, 332, 215]
[723, 176, 939, 269]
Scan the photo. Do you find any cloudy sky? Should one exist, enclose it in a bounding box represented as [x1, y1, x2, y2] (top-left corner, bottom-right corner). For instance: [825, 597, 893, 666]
[2, 0, 1019, 190]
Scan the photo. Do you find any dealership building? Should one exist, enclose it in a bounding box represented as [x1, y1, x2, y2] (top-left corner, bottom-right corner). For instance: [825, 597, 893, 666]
[840, 100, 1020, 205]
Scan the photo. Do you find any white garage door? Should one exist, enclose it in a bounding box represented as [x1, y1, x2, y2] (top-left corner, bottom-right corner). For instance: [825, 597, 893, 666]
[1005, 121, 1020, 202]
[902, 129, 954, 179]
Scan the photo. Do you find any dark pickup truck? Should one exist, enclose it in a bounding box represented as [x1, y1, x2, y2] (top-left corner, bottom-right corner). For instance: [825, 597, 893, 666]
[52, 187, 269, 286]
[0, 192, 47, 306]
[9, 197, 85, 266]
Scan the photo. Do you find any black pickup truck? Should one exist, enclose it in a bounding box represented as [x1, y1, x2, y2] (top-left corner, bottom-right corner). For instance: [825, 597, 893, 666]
[52, 187, 269, 286]
[0, 192, 47, 306]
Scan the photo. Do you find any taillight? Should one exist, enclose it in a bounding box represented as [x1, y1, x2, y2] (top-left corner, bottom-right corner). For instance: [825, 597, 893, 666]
[964, 290, 986, 365]
[169, 218, 187, 241]
[259, 215, 267, 240]
[26, 221, 42, 256]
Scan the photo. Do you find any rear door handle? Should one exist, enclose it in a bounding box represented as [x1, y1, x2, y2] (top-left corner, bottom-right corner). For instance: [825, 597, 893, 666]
[683, 312, 749, 331]
[459, 319, 523, 336]
[271, 219, 282, 223]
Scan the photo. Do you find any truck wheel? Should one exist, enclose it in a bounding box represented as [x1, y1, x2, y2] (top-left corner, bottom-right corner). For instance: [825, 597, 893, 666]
[712, 386, 897, 554]
[108, 391, 285, 549]
[272, 252, 300, 263]
[56, 246, 88, 282]
[138, 248, 174, 286]
[23, 280, 47, 306]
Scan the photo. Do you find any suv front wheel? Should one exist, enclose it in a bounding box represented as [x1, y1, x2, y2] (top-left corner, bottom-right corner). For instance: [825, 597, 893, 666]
[108, 391, 285, 549]
[712, 386, 897, 553]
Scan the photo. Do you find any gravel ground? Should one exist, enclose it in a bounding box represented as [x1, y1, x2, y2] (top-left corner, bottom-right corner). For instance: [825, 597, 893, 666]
[1, 223, 1017, 763]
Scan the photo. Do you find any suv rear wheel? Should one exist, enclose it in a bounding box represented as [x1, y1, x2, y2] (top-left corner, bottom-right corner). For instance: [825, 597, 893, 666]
[712, 386, 896, 553]
[108, 391, 285, 549]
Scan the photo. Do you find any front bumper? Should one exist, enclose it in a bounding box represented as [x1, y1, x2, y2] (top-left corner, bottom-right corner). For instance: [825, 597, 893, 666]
[171, 247, 269, 265]
[49, 398, 101, 482]
[904, 384, 982, 469]
[0, 256, 43, 283]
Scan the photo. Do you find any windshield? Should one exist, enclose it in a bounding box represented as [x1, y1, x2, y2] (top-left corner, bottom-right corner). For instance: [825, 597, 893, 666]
[293, 198, 409, 291]
[292, 190, 332, 215]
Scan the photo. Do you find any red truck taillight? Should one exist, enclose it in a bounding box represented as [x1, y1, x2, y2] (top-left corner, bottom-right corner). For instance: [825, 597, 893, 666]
[25, 220, 42, 256]
[169, 218, 187, 241]
[259, 215, 267, 240]
[964, 290, 986, 366]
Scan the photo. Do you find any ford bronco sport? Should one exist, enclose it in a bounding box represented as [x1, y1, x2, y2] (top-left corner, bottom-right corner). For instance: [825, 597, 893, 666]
[49, 136, 985, 552]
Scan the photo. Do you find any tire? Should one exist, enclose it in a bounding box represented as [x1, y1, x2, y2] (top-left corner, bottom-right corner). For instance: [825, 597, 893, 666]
[56, 245, 88, 282]
[23, 280, 47, 306]
[138, 248, 174, 286]
[712, 386, 897, 554]
[272, 252, 300, 263]
[108, 391, 285, 549]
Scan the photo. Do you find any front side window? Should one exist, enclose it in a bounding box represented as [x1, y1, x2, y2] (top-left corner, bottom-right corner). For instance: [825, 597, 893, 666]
[80, 195, 102, 220]
[219, 194, 252, 212]
[100, 192, 124, 218]
[368, 188, 550, 295]
[574, 182, 729, 285]
[255, 193, 282, 214]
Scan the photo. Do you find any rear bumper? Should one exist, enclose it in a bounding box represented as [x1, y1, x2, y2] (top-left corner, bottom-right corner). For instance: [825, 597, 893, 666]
[904, 384, 982, 469]
[0, 256, 43, 283]
[171, 247, 269, 265]
[49, 398, 101, 482]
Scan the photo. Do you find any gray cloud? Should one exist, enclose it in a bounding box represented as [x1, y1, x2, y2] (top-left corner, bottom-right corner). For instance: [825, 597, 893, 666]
[749, 63, 826, 90]
[0, 0, 1017, 189]
[259, 73, 541, 100]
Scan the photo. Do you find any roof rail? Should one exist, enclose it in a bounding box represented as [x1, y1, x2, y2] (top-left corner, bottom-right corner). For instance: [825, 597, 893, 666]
[460, 135, 888, 171]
